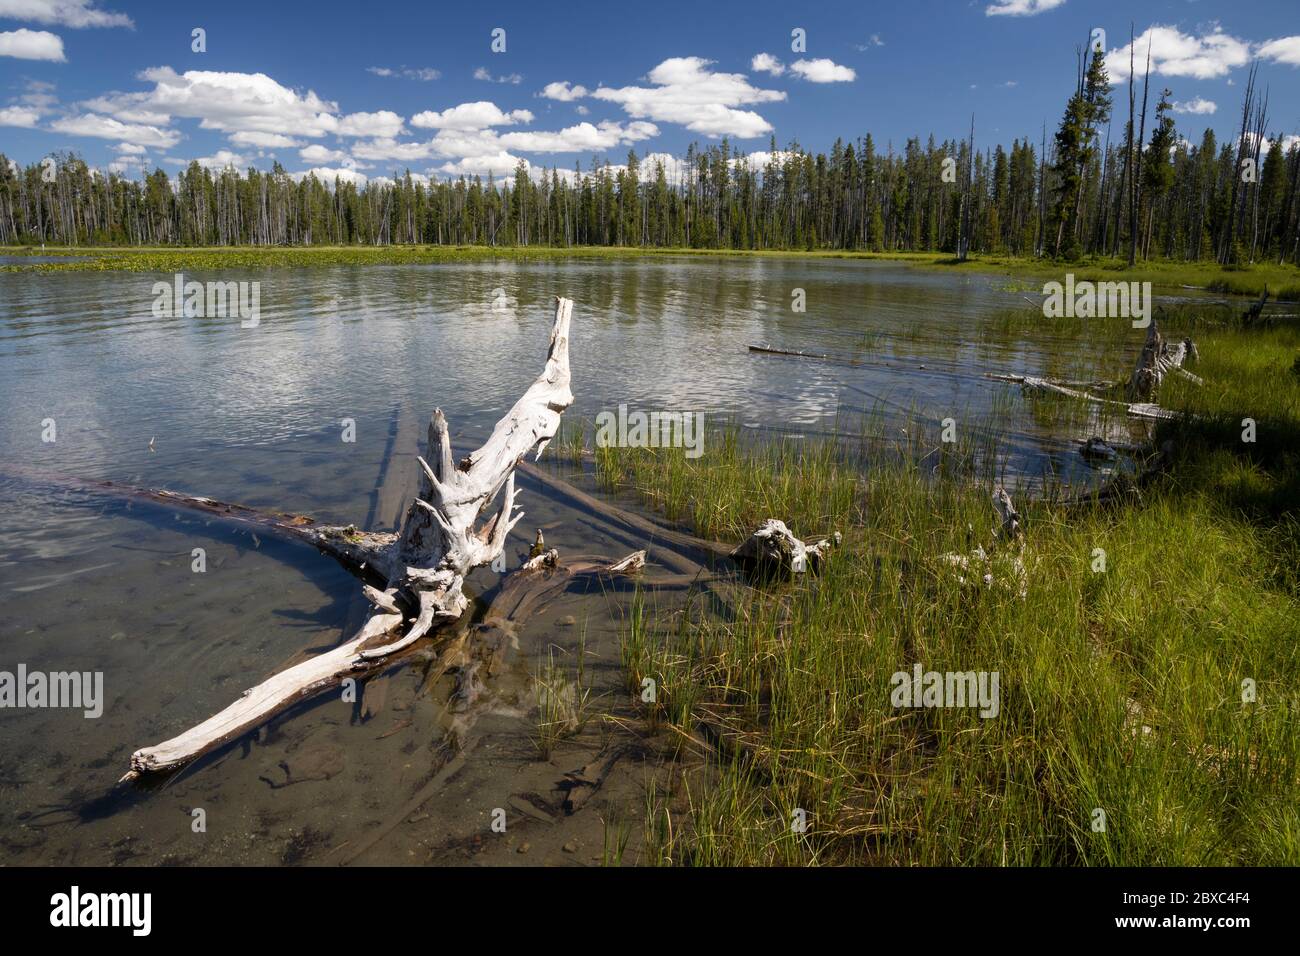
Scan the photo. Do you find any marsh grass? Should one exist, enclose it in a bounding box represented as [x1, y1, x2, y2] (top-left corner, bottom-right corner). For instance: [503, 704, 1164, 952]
[534, 641, 591, 760]
[609, 321, 1300, 865]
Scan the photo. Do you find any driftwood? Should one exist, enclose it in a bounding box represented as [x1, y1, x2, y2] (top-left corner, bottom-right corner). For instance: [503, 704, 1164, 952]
[988, 317, 1198, 424]
[123, 297, 577, 779]
[730, 519, 840, 575]
[1126, 319, 1200, 400]
[939, 488, 1027, 598]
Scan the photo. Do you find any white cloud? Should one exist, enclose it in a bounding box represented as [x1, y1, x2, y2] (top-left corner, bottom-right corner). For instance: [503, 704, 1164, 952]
[575, 105, 589, 115]
[0, 104, 41, 126]
[50, 112, 179, 148]
[0, 28, 65, 60]
[351, 137, 433, 162]
[985, 0, 1065, 16]
[1106, 25, 1251, 82]
[1172, 97, 1216, 115]
[410, 101, 533, 130]
[498, 120, 658, 153]
[0, 0, 131, 28]
[368, 65, 441, 81]
[299, 144, 348, 164]
[541, 81, 589, 101]
[750, 53, 784, 76]
[593, 56, 785, 139]
[335, 110, 405, 138]
[789, 58, 856, 83]
[229, 130, 302, 148]
[434, 151, 525, 178]
[192, 149, 247, 170]
[119, 67, 341, 139]
[854, 35, 885, 50]
[79, 94, 167, 125]
[17, 78, 56, 109]
[735, 150, 794, 172]
[1257, 36, 1300, 67]
[112, 141, 144, 154]
[474, 66, 522, 84]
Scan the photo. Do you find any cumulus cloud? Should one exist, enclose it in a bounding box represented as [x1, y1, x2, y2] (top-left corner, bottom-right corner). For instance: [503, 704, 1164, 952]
[299, 143, 351, 164]
[0, 0, 131, 28]
[51, 112, 179, 148]
[434, 151, 525, 178]
[334, 110, 405, 138]
[0, 28, 65, 60]
[540, 81, 589, 101]
[1106, 25, 1251, 82]
[593, 56, 785, 138]
[108, 67, 341, 139]
[410, 101, 533, 130]
[789, 58, 856, 83]
[0, 104, 42, 126]
[498, 120, 658, 153]
[191, 149, 247, 171]
[1172, 97, 1217, 115]
[750, 53, 784, 76]
[1257, 36, 1300, 66]
[229, 130, 302, 148]
[985, 0, 1065, 16]
[350, 137, 433, 162]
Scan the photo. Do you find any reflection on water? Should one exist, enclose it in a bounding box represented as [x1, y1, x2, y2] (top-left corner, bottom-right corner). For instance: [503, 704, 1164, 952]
[0, 256, 1153, 864]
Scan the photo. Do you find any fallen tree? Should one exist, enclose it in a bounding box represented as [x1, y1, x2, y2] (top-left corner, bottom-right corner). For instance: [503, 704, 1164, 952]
[987, 317, 1198, 423]
[123, 296, 578, 780]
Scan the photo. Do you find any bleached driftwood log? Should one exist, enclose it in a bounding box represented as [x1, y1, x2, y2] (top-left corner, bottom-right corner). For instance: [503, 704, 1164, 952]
[731, 519, 840, 575]
[1126, 319, 1200, 400]
[939, 487, 1027, 598]
[125, 297, 576, 779]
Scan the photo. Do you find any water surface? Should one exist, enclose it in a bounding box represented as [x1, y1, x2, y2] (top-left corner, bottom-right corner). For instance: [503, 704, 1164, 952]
[0, 256, 1153, 864]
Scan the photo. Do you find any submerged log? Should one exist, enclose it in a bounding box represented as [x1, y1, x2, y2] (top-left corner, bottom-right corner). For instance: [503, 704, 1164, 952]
[124, 296, 577, 779]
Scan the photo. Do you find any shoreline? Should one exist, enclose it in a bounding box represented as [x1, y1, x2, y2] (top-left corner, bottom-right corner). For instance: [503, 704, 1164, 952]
[5, 243, 1299, 299]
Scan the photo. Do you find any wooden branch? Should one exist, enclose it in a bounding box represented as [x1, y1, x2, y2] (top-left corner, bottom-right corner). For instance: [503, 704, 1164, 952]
[126, 297, 578, 779]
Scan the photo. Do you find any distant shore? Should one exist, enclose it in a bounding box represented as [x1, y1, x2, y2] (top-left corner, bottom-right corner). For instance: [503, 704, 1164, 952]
[4, 243, 1299, 299]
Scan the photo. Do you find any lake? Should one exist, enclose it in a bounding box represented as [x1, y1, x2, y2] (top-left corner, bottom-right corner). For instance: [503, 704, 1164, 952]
[0, 256, 1152, 864]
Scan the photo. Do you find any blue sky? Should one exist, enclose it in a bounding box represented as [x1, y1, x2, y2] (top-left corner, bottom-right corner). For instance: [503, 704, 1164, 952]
[1, 0, 1297, 185]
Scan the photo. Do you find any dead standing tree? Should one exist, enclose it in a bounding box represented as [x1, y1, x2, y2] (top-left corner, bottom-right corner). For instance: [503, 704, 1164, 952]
[123, 297, 577, 780]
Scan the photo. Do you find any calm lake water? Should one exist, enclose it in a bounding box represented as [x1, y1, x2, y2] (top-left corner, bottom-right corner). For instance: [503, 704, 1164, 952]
[0, 256, 1154, 864]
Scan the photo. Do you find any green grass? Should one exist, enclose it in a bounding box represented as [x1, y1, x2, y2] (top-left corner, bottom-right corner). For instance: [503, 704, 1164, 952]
[6, 243, 1299, 298]
[600, 320, 1300, 866]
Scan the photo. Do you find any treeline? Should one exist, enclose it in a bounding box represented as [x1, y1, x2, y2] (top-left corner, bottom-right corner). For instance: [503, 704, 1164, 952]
[2, 51, 1298, 263]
